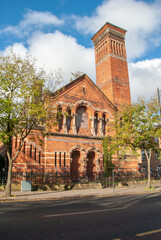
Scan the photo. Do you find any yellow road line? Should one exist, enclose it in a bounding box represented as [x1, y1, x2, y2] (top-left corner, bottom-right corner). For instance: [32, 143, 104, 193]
[136, 228, 161, 237]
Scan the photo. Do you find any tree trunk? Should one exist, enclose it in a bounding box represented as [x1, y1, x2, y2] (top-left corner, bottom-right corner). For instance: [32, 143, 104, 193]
[5, 154, 13, 197]
[146, 150, 151, 189]
[4, 135, 25, 197]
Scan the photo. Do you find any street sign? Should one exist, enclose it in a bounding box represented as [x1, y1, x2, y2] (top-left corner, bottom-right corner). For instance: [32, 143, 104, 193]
[21, 181, 32, 191]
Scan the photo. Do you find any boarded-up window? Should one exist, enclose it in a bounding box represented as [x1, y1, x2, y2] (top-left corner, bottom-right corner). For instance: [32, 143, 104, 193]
[76, 106, 88, 129]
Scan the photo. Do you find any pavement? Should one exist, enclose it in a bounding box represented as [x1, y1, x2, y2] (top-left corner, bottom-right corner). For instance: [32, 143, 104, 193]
[1, 184, 161, 202]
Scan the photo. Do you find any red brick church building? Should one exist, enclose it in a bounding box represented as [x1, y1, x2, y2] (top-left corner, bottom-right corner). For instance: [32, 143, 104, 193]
[12, 22, 140, 181]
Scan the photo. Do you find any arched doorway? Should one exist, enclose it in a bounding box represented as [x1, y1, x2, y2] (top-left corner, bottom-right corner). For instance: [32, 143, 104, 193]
[87, 151, 95, 180]
[70, 151, 80, 182]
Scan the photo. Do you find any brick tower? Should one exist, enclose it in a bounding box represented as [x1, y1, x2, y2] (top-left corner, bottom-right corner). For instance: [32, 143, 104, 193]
[92, 22, 131, 108]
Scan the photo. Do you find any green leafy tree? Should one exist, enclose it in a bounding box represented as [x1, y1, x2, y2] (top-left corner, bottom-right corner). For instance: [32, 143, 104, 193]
[0, 50, 61, 197]
[102, 136, 116, 175]
[112, 97, 161, 189]
[102, 110, 132, 175]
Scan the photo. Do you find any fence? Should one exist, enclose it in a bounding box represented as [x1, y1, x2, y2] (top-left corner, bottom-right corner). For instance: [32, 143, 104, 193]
[1, 169, 161, 187]
[0, 170, 7, 185]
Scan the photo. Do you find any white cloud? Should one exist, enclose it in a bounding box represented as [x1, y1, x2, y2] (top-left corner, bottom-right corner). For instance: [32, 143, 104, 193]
[28, 31, 95, 84]
[1, 0, 161, 101]
[22, 10, 63, 26]
[2, 43, 28, 57]
[73, 0, 161, 60]
[2, 31, 161, 102]
[2, 31, 95, 86]
[129, 59, 161, 101]
[0, 10, 63, 37]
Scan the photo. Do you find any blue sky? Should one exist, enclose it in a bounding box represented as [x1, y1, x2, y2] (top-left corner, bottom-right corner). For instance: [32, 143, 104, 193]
[0, 0, 161, 101]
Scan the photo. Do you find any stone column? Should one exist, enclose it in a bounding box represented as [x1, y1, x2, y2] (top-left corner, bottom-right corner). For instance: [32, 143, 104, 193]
[63, 114, 67, 134]
[90, 117, 95, 136]
[72, 113, 77, 134]
[99, 118, 103, 136]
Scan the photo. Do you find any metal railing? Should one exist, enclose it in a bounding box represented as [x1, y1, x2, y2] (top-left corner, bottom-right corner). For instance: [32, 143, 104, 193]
[1, 169, 161, 186]
[0, 170, 7, 185]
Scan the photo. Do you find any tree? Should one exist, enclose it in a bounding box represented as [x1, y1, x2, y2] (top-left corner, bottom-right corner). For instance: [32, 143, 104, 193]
[0, 50, 60, 197]
[70, 71, 84, 82]
[102, 137, 117, 175]
[109, 97, 161, 189]
[102, 117, 130, 175]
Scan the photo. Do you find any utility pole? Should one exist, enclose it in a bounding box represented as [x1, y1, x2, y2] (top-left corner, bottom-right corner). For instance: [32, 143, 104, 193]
[157, 88, 161, 150]
[157, 88, 161, 115]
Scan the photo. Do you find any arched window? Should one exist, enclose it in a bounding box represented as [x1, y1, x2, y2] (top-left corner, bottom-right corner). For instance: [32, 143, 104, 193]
[120, 116, 123, 127]
[30, 145, 32, 158]
[23, 142, 26, 154]
[94, 112, 98, 135]
[64, 152, 66, 166]
[34, 148, 36, 161]
[19, 138, 21, 148]
[59, 152, 61, 166]
[102, 113, 106, 135]
[55, 152, 57, 166]
[57, 105, 63, 131]
[39, 152, 41, 164]
[66, 108, 71, 132]
[15, 136, 17, 148]
[76, 106, 88, 131]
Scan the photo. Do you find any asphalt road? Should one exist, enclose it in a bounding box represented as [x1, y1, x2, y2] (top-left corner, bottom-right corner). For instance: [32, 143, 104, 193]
[1, 192, 161, 240]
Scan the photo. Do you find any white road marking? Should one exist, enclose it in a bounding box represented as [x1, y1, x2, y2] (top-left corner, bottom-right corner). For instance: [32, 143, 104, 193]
[145, 193, 161, 198]
[44, 206, 127, 218]
[136, 228, 161, 237]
